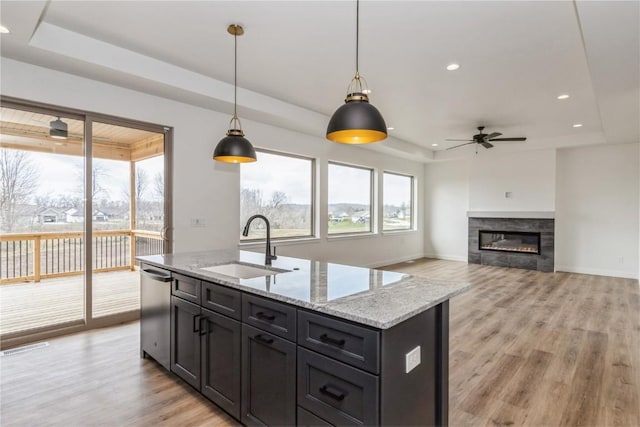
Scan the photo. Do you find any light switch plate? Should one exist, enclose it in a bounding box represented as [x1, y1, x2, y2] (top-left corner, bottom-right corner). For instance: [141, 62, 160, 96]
[405, 346, 421, 373]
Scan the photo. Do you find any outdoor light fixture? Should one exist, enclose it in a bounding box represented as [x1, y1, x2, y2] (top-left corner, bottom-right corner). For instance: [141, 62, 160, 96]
[326, 0, 387, 144]
[213, 24, 257, 163]
[49, 117, 68, 139]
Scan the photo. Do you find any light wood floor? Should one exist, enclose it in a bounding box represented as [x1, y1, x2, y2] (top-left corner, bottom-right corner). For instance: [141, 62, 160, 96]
[1, 259, 638, 426]
[0, 270, 140, 335]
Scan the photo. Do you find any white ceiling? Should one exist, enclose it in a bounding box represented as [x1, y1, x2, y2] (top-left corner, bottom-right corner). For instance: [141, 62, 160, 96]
[0, 1, 638, 162]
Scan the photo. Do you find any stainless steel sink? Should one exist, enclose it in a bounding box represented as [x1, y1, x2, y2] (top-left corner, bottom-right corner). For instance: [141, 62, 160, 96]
[200, 263, 290, 279]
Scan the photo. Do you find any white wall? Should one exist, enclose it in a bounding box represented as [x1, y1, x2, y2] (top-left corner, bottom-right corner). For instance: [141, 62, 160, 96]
[468, 149, 556, 212]
[556, 143, 639, 279]
[1, 58, 424, 267]
[424, 145, 639, 279]
[423, 160, 470, 261]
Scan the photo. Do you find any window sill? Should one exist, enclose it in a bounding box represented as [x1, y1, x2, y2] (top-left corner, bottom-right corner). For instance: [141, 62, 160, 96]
[327, 232, 378, 241]
[381, 229, 418, 236]
[238, 236, 321, 248]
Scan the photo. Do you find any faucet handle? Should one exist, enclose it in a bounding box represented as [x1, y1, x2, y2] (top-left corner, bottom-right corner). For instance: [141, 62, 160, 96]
[272, 246, 278, 260]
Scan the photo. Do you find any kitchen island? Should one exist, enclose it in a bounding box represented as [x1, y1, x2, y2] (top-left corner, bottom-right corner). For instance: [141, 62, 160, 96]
[138, 250, 470, 426]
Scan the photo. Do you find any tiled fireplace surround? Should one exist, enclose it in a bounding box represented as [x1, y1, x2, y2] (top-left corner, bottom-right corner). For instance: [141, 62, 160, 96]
[468, 213, 555, 272]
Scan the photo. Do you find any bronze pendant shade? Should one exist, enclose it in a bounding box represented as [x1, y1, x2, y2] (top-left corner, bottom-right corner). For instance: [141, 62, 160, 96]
[326, 0, 387, 144]
[213, 24, 257, 163]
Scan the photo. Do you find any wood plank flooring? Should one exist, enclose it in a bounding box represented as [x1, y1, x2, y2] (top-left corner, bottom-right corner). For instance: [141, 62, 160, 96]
[1, 258, 638, 426]
[0, 270, 140, 335]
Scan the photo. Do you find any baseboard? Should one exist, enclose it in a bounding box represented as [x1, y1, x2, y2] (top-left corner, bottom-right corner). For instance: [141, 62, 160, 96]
[555, 265, 639, 280]
[423, 253, 468, 263]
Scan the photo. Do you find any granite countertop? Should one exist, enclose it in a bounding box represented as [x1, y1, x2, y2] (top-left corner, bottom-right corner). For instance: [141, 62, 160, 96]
[138, 250, 471, 329]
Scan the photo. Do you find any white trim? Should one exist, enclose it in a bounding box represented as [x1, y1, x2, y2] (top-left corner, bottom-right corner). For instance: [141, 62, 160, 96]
[555, 265, 639, 280]
[365, 252, 426, 269]
[467, 211, 555, 219]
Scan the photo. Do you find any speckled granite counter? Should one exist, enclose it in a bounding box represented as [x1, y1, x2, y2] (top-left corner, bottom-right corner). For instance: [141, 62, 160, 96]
[138, 249, 470, 329]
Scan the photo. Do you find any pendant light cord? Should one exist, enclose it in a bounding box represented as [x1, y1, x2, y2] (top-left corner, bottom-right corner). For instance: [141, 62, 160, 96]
[355, 0, 359, 75]
[234, 29, 238, 119]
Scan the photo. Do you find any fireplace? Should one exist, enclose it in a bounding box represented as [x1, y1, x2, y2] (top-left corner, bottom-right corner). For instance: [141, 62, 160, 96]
[479, 230, 540, 255]
[468, 216, 554, 272]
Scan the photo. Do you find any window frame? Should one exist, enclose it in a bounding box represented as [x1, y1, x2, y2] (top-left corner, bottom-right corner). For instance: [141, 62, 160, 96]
[327, 161, 375, 236]
[382, 171, 415, 232]
[239, 148, 316, 242]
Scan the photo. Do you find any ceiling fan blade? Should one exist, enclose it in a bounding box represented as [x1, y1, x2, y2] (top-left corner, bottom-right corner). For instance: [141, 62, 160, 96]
[488, 137, 527, 141]
[445, 139, 473, 142]
[485, 132, 502, 139]
[446, 142, 476, 150]
[481, 142, 494, 149]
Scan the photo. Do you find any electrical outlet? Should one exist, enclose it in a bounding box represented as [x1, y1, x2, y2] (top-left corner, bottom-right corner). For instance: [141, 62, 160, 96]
[505, 191, 513, 199]
[190, 218, 206, 227]
[405, 346, 421, 374]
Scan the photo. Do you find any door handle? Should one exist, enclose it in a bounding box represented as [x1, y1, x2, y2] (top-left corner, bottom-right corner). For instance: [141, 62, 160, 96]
[141, 269, 172, 282]
[193, 314, 201, 333]
[199, 316, 207, 336]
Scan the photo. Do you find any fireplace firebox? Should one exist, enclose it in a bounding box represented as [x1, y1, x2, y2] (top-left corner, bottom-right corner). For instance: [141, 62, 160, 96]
[479, 230, 540, 255]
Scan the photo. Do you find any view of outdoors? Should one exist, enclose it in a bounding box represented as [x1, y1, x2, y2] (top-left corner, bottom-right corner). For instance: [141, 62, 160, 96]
[240, 151, 313, 239]
[0, 105, 166, 334]
[383, 172, 413, 230]
[328, 163, 372, 234]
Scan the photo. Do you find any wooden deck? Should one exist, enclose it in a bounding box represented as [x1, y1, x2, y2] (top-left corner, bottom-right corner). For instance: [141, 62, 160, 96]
[0, 270, 140, 335]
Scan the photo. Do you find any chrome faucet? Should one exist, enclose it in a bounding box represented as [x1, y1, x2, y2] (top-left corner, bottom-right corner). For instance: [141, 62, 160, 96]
[242, 214, 277, 266]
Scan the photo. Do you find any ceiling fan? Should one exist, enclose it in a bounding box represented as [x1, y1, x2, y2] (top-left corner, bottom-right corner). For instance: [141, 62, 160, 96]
[446, 126, 526, 151]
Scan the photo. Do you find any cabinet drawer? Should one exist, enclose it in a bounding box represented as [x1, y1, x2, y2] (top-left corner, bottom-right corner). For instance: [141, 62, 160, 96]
[297, 348, 379, 426]
[243, 294, 296, 341]
[202, 281, 241, 320]
[172, 273, 201, 304]
[298, 310, 380, 374]
[298, 406, 333, 426]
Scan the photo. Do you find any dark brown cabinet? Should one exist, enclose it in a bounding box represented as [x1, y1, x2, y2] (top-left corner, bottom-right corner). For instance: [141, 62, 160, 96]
[170, 296, 201, 388]
[241, 324, 296, 426]
[171, 283, 242, 420]
[201, 309, 241, 419]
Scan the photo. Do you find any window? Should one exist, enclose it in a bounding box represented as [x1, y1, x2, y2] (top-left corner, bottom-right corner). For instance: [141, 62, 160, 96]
[240, 150, 314, 240]
[328, 162, 373, 235]
[383, 172, 413, 231]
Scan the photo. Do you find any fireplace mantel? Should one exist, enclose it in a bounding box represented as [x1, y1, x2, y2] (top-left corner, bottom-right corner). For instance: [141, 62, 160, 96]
[467, 211, 555, 219]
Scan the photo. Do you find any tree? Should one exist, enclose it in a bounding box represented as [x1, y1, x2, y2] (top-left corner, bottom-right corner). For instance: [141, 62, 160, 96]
[153, 172, 164, 200]
[0, 149, 39, 232]
[135, 167, 148, 206]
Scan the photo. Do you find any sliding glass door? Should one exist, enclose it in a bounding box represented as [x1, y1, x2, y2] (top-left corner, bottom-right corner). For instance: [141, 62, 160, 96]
[0, 98, 172, 344]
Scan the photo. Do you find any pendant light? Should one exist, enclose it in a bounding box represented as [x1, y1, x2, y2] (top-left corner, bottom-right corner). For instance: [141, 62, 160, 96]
[326, 0, 387, 144]
[213, 24, 257, 163]
[49, 117, 68, 139]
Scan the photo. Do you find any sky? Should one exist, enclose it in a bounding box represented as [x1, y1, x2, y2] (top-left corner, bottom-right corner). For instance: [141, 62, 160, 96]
[241, 151, 412, 207]
[26, 151, 164, 202]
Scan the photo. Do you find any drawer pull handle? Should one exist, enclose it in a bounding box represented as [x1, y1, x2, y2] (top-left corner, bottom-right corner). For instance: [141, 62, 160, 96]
[320, 333, 345, 347]
[254, 334, 274, 345]
[256, 311, 276, 322]
[319, 384, 346, 401]
[199, 316, 208, 336]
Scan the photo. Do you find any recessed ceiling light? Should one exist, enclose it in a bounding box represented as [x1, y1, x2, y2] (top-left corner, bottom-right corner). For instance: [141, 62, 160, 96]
[446, 63, 460, 71]
[572, 123, 583, 128]
[0, 25, 10, 34]
[557, 94, 570, 100]
[362, 89, 372, 94]
[387, 127, 394, 130]
[432, 143, 439, 147]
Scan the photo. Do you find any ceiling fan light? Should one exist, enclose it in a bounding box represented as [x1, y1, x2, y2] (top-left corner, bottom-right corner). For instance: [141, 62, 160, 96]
[213, 129, 256, 163]
[327, 93, 387, 144]
[49, 118, 68, 139]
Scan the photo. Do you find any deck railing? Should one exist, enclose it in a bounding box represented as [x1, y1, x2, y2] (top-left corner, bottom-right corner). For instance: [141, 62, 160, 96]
[0, 230, 164, 284]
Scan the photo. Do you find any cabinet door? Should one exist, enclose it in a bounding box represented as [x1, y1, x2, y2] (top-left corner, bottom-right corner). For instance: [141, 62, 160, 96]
[201, 308, 241, 420]
[170, 296, 201, 389]
[241, 324, 296, 426]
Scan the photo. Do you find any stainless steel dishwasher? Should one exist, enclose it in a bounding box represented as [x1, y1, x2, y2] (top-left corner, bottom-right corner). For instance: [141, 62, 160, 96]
[140, 264, 172, 370]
